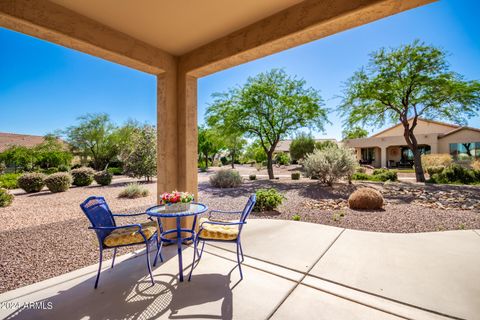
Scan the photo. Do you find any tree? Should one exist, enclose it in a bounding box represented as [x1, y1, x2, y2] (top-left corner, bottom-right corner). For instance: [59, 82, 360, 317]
[242, 140, 267, 164]
[206, 69, 328, 179]
[34, 135, 72, 169]
[289, 133, 315, 162]
[120, 125, 157, 181]
[0, 145, 36, 172]
[342, 126, 368, 140]
[340, 40, 480, 182]
[198, 126, 223, 169]
[65, 113, 120, 170]
[223, 135, 247, 168]
[315, 140, 337, 150]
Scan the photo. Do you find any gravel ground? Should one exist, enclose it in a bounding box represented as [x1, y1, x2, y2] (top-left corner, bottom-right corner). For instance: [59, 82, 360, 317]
[0, 174, 479, 293]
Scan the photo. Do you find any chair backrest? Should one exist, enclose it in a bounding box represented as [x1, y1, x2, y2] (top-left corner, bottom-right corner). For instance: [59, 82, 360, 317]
[240, 194, 256, 225]
[80, 196, 116, 241]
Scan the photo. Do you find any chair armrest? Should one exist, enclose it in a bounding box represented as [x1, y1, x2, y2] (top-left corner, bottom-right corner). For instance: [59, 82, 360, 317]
[112, 212, 146, 217]
[200, 220, 245, 227]
[88, 224, 142, 232]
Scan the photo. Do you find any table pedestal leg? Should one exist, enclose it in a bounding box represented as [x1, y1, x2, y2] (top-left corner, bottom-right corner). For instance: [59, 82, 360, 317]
[176, 216, 184, 282]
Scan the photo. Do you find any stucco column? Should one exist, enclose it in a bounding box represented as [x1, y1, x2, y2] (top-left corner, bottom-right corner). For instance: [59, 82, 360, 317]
[156, 71, 198, 233]
[380, 147, 387, 168]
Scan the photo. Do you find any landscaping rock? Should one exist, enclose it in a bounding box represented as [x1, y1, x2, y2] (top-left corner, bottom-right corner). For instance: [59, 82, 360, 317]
[348, 187, 384, 210]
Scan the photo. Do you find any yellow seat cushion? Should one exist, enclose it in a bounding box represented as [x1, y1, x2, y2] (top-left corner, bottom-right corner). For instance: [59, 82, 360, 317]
[198, 217, 239, 241]
[104, 221, 157, 247]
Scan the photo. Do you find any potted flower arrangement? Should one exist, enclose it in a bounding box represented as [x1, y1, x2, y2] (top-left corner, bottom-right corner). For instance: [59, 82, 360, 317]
[160, 191, 194, 213]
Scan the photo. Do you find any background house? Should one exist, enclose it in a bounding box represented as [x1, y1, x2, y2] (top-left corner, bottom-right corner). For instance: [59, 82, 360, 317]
[343, 118, 480, 168]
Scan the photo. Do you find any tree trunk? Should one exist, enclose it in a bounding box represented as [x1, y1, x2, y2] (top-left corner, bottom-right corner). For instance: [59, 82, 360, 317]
[204, 153, 209, 169]
[403, 125, 426, 183]
[267, 152, 274, 179]
[231, 150, 235, 169]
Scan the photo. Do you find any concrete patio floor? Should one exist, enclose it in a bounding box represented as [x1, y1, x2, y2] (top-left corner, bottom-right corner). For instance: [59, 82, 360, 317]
[1, 220, 479, 320]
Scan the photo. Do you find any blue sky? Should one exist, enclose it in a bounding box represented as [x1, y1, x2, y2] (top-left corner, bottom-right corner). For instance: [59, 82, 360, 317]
[1, 0, 479, 140]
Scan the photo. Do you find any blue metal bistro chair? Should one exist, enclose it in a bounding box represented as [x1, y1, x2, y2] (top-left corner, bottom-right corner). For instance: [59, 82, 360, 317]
[80, 196, 163, 289]
[188, 194, 256, 281]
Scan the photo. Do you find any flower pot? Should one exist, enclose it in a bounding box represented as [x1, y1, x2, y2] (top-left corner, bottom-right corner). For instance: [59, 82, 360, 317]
[163, 202, 191, 213]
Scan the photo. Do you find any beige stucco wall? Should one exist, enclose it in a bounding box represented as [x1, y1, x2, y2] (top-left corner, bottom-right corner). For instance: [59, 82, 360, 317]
[438, 129, 480, 154]
[373, 120, 457, 138]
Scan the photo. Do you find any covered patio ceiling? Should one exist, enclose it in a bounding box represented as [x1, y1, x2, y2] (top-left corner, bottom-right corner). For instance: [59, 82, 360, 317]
[0, 0, 435, 229]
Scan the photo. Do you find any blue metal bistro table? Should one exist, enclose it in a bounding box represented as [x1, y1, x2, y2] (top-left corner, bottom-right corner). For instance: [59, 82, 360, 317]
[146, 203, 208, 282]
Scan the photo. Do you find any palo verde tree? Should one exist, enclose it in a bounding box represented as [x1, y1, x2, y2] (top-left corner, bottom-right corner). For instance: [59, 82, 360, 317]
[342, 126, 368, 140]
[198, 125, 223, 169]
[340, 40, 480, 182]
[207, 69, 328, 179]
[65, 113, 120, 170]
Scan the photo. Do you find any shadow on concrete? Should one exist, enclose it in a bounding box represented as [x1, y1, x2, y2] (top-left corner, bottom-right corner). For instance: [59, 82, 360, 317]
[4, 249, 237, 320]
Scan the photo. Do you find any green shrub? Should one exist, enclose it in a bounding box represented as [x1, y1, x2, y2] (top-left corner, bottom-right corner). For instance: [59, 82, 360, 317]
[303, 146, 357, 186]
[292, 214, 301, 221]
[220, 156, 229, 166]
[17, 173, 46, 193]
[289, 133, 315, 162]
[291, 172, 301, 180]
[275, 153, 290, 166]
[210, 169, 242, 188]
[45, 172, 72, 193]
[351, 171, 397, 182]
[107, 167, 123, 175]
[94, 171, 113, 186]
[41, 167, 59, 175]
[425, 166, 444, 176]
[0, 188, 14, 207]
[58, 164, 70, 172]
[0, 162, 5, 174]
[71, 167, 95, 186]
[118, 183, 149, 199]
[372, 168, 388, 175]
[0, 173, 20, 189]
[249, 174, 256, 180]
[253, 188, 284, 211]
[431, 164, 478, 184]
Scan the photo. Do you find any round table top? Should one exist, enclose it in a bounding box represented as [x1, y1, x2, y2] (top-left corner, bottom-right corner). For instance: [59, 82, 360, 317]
[146, 202, 208, 218]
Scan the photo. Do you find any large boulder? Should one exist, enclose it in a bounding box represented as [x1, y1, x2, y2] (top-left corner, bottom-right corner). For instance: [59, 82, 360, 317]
[348, 187, 383, 210]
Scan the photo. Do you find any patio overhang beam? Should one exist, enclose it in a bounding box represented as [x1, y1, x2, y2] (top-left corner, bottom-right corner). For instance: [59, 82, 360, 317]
[179, 0, 436, 77]
[0, 0, 175, 75]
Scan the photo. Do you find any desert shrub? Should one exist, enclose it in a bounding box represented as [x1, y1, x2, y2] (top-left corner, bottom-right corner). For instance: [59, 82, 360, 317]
[303, 146, 357, 186]
[220, 156, 229, 166]
[431, 164, 478, 184]
[45, 172, 72, 193]
[425, 166, 445, 176]
[348, 187, 384, 210]
[351, 173, 370, 181]
[0, 188, 14, 207]
[212, 159, 222, 167]
[0, 173, 20, 189]
[118, 183, 149, 198]
[71, 167, 95, 186]
[17, 173, 46, 193]
[94, 171, 113, 186]
[0, 162, 5, 174]
[41, 167, 58, 175]
[210, 169, 242, 188]
[275, 153, 290, 166]
[421, 154, 452, 168]
[372, 168, 388, 175]
[291, 172, 301, 180]
[249, 174, 256, 180]
[355, 167, 366, 173]
[253, 188, 284, 211]
[471, 160, 480, 171]
[351, 171, 397, 182]
[57, 164, 70, 172]
[292, 214, 301, 221]
[108, 167, 123, 175]
[71, 164, 83, 170]
[289, 133, 315, 162]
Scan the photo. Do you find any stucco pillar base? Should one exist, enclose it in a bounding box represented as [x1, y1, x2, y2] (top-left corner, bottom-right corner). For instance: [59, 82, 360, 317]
[380, 147, 387, 168]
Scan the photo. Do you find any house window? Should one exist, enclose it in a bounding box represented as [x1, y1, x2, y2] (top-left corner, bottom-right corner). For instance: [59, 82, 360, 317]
[361, 148, 375, 163]
[450, 142, 480, 159]
[400, 146, 430, 162]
